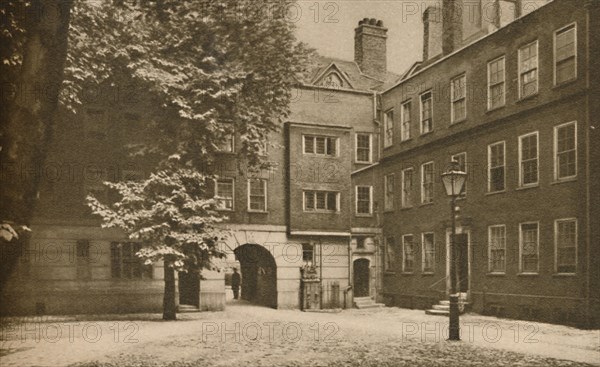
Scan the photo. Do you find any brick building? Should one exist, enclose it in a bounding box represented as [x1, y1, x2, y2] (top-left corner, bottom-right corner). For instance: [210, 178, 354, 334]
[358, 0, 599, 327]
[2, 0, 598, 327]
[0, 16, 396, 314]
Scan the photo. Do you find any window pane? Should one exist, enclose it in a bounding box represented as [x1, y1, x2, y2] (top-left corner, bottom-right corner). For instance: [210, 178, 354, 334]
[316, 192, 326, 209]
[402, 169, 413, 207]
[357, 186, 371, 214]
[489, 226, 506, 272]
[304, 136, 314, 154]
[327, 192, 337, 211]
[316, 137, 326, 154]
[521, 223, 539, 273]
[556, 220, 576, 273]
[403, 235, 414, 272]
[249, 179, 266, 211]
[556, 124, 576, 179]
[305, 192, 314, 210]
[423, 233, 435, 272]
[357, 134, 370, 162]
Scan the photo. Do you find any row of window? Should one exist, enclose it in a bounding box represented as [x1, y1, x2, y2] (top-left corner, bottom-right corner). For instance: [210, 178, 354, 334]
[215, 178, 268, 212]
[62, 241, 153, 280]
[383, 23, 577, 147]
[303, 134, 374, 164]
[382, 121, 577, 210]
[384, 218, 578, 275]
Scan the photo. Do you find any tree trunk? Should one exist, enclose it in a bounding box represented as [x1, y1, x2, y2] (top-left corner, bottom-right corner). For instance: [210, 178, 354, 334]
[0, 0, 73, 285]
[163, 260, 177, 320]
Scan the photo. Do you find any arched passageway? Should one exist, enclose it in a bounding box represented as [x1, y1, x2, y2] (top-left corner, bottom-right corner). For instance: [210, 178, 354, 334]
[234, 244, 277, 308]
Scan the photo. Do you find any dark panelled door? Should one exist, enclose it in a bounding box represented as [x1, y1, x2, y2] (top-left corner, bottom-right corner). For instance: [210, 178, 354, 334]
[353, 259, 370, 297]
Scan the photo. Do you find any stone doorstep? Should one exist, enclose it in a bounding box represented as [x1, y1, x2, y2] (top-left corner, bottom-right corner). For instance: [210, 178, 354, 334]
[178, 304, 200, 313]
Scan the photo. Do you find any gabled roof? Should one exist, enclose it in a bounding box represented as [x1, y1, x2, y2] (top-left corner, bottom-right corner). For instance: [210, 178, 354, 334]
[303, 55, 400, 92]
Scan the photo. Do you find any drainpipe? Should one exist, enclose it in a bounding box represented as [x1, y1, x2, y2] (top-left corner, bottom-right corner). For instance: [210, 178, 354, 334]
[584, 2, 592, 327]
[319, 238, 323, 309]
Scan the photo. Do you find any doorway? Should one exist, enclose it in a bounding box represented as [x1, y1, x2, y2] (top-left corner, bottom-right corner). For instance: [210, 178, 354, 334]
[445, 230, 470, 296]
[178, 271, 199, 307]
[353, 258, 370, 297]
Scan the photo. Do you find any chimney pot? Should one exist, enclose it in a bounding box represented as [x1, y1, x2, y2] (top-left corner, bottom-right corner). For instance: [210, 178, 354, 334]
[369, 18, 377, 25]
[376, 20, 383, 27]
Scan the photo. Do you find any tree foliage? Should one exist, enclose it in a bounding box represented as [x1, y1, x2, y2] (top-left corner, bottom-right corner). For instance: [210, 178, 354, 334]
[63, 0, 314, 168]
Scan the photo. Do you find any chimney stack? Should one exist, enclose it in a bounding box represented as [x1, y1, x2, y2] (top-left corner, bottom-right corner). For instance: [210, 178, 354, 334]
[422, 6, 443, 61]
[354, 18, 387, 80]
[441, 0, 464, 55]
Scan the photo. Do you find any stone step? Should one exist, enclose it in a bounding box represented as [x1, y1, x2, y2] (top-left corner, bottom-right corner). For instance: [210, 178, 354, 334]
[355, 303, 385, 309]
[432, 304, 450, 311]
[178, 304, 200, 313]
[425, 308, 449, 316]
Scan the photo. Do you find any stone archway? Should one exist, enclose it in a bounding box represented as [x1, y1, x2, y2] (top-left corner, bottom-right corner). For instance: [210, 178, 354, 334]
[353, 258, 370, 298]
[234, 244, 277, 308]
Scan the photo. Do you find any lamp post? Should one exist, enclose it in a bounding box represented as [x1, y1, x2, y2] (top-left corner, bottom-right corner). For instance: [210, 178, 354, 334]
[441, 159, 467, 341]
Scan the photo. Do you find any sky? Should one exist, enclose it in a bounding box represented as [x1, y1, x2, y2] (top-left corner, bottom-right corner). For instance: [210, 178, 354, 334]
[293, 0, 431, 75]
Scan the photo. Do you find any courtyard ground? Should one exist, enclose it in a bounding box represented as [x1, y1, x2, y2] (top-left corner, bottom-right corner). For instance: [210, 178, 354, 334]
[1, 302, 598, 367]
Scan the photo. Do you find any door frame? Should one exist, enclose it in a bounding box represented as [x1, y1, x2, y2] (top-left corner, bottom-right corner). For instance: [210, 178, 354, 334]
[445, 228, 471, 299]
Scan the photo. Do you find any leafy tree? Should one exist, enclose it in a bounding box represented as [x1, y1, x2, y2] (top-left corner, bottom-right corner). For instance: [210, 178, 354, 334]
[63, 0, 314, 319]
[87, 155, 226, 320]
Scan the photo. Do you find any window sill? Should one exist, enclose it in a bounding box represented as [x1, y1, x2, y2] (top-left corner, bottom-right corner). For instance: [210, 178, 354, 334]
[515, 184, 539, 191]
[383, 145, 394, 150]
[302, 154, 339, 159]
[485, 190, 506, 196]
[400, 138, 413, 143]
[552, 273, 577, 277]
[420, 131, 434, 137]
[551, 177, 577, 185]
[517, 92, 539, 103]
[552, 79, 578, 90]
[401, 272, 414, 276]
[419, 202, 435, 207]
[400, 206, 414, 211]
[421, 272, 435, 276]
[517, 273, 539, 277]
[384, 271, 396, 276]
[383, 209, 395, 213]
[449, 118, 466, 126]
[355, 161, 372, 165]
[248, 210, 268, 214]
[355, 214, 374, 218]
[487, 272, 506, 277]
[486, 105, 506, 113]
[216, 208, 235, 212]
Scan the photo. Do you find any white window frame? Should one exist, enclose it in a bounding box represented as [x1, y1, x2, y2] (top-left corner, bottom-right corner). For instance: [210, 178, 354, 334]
[518, 131, 539, 187]
[247, 178, 268, 213]
[303, 190, 340, 213]
[302, 135, 338, 157]
[420, 91, 433, 135]
[488, 225, 506, 274]
[488, 141, 506, 193]
[518, 40, 539, 99]
[383, 109, 394, 148]
[519, 221, 540, 274]
[401, 234, 415, 273]
[553, 121, 577, 181]
[355, 185, 373, 216]
[421, 161, 434, 204]
[450, 74, 467, 123]
[355, 133, 372, 164]
[487, 56, 506, 110]
[215, 178, 235, 211]
[554, 218, 577, 274]
[554, 23, 577, 86]
[451, 152, 467, 197]
[421, 232, 435, 273]
[400, 101, 411, 141]
[401, 168, 413, 208]
[384, 174, 394, 212]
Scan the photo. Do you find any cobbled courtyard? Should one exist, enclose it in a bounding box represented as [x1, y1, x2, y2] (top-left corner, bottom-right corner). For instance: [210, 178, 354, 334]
[1, 302, 599, 367]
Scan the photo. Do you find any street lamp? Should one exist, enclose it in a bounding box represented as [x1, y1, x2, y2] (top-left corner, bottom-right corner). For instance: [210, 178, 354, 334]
[441, 159, 467, 341]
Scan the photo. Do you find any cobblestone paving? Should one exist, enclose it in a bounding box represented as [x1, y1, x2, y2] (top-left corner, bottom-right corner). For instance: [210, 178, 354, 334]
[1, 303, 598, 367]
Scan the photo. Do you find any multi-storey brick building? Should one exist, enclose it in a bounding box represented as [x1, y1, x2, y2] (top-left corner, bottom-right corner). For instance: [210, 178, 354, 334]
[1, 16, 396, 314]
[2, 0, 598, 327]
[357, 0, 599, 327]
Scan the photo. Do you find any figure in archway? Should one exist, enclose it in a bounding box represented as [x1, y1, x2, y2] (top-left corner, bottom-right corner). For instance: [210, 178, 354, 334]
[231, 267, 241, 300]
